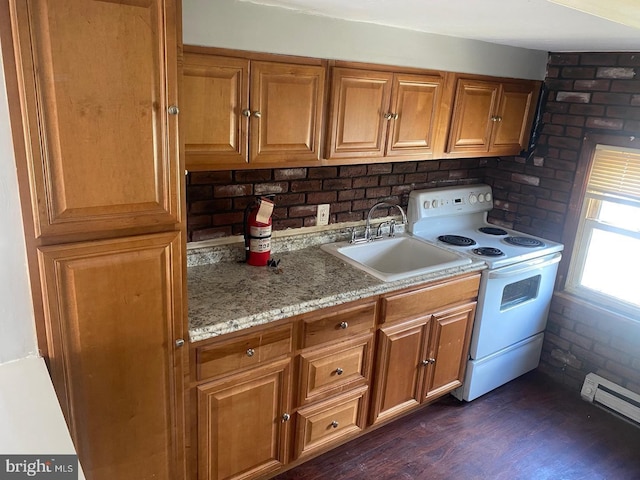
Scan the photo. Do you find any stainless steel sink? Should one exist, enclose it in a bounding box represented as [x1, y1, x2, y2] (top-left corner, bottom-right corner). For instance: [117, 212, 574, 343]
[321, 235, 472, 282]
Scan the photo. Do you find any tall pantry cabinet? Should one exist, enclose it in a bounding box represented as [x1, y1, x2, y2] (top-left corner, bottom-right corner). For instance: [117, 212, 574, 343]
[0, 1, 187, 480]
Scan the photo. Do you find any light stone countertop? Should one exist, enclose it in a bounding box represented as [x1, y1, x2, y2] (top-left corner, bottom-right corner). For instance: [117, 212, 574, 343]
[188, 243, 486, 343]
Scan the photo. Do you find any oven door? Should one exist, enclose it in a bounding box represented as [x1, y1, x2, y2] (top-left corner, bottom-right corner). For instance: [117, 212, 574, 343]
[469, 252, 561, 360]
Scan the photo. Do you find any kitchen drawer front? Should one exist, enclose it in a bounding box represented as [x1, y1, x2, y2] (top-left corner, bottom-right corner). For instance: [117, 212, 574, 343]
[196, 324, 293, 381]
[294, 386, 368, 459]
[299, 335, 373, 405]
[381, 274, 480, 324]
[301, 300, 377, 349]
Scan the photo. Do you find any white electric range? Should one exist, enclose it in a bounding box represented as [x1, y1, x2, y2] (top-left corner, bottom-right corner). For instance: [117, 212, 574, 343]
[407, 184, 564, 401]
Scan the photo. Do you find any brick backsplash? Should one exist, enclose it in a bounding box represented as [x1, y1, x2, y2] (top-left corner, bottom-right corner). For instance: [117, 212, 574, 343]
[186, 159, 486, 242]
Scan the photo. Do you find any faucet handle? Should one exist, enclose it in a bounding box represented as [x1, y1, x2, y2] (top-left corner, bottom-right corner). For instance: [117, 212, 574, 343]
[389, 219, 397, 237]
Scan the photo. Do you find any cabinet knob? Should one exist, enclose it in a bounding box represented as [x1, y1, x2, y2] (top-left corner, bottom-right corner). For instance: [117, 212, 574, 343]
[175, 339, 185, 348]
[168, 105, 179, 115]
[383, 112, 393, 120]
[335, 368, 344, 375]
[253, 111, 262, 118]
[496, 116, 503, 122]
[339, 321, 348, 330]
[421, 358, 436, 366]
[331, 420, 339, 429]
[246, 348, 255, 357]
[241, 108, 251, 117]
[393, 113, 399, 120]
[282, 413, 291, 422]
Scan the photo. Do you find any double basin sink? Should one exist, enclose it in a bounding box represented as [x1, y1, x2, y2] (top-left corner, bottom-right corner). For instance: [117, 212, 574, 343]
[321, 234, 472, 282]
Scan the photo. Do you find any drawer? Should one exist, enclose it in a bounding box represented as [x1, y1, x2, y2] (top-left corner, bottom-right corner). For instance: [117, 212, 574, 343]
[196, 324, 293, 381]
[294, 386, 368, 459]
[301, 300, 377, 349]
[381, 274, 480, 324]
[299, 335, 373, 405]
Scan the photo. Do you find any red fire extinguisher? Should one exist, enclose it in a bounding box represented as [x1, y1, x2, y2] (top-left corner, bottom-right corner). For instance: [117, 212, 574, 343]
[244, 197, 274, 266]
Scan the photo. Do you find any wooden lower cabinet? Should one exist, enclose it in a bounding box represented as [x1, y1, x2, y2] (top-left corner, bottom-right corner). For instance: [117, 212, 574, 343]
[423, 303, 476, 401]
[370, 275, 479, 425]
[193, 274, 479, 480]
[369, 316, 430, 424]
[197, 359, 292, 480]
[37, 232, 186, 480]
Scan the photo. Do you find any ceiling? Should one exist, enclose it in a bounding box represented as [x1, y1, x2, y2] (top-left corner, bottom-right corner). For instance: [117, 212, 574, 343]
[240, 0, 640, 52]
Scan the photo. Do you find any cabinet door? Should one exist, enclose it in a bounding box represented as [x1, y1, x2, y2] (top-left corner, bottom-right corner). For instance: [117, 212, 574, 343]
[423, 302, 476, 401]
[250, 62, 325, 164]
[37, 232, 186, 480]
[386, 73, 443, 158]
[326, 68, 393, 159]
[447, 79, 499, 155]
[491, 82, 537, 154]
[197, 359, 292, 480]
[369, 316, 430, 425]
[183, 53, 249, 169]
[10, 0, 180, 238]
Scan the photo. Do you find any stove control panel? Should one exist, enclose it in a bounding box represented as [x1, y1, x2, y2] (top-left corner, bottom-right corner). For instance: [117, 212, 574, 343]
[408, 184, 494, 225]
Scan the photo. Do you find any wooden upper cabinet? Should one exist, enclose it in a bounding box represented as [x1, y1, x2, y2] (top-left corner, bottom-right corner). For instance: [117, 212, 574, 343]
[446, 76, 539, 157]
[326, 68, 445, 160]
[182, 54, 249, 167]
[386, 74, 445, 158]
[38, 232, 186, 480]
[492, 82, 538, 152]
[10, 0, 180, 239]
[250, 61, 325, 164]
[447, 79, 499, 154]
[182, 49, 326, 170]
[326, 68, 393, 159]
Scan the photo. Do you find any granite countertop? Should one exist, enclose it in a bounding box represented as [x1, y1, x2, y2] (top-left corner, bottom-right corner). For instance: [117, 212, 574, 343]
[188, 242, 485, 343]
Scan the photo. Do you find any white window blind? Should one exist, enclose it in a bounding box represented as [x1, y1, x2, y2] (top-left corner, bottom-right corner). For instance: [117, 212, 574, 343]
[588, 145, 640, 202]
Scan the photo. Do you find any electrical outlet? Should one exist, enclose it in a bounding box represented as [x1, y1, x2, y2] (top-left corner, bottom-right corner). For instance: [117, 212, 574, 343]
[317, 204, 330, 226]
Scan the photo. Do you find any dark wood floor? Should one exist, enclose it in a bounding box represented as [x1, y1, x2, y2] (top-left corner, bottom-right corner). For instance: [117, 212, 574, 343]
[275, 371, 640, 480]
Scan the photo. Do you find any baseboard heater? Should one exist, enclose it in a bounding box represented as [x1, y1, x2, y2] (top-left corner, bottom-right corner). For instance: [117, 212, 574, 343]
[581, 373, 640, 427]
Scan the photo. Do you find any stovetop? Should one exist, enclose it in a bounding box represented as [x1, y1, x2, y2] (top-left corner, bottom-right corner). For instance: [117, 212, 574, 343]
[407, 185, 564, 269]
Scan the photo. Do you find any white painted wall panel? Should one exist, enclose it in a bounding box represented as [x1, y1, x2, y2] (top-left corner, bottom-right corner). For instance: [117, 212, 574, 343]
[0, 42, 37, 364]
[183, 0, 548, 80]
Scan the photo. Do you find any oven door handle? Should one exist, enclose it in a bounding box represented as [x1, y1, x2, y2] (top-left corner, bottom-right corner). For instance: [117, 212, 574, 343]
[487, 252, 562, 279]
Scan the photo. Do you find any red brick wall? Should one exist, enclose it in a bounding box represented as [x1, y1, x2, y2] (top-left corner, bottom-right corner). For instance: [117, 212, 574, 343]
[187, 159, 486, 242]
[485, 51, 640, 393]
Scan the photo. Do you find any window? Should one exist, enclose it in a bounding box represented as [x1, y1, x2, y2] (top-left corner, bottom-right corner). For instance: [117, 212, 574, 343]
[566, 145, 640, 317]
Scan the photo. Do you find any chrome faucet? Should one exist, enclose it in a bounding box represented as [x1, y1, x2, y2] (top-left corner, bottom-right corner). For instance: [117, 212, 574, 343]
[349, 202, 407, 243]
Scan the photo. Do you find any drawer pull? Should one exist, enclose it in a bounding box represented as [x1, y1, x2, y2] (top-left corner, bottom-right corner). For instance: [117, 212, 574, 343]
[335, 368, 344, 376]
[339, 321, 348, 330]
[282, 413, 291, 422]
[246, 348, 255, 357]
[331, 420, 339, 429]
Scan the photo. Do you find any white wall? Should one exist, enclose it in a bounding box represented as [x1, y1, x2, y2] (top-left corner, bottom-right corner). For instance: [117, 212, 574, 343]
[183, 0, 549, 80]
[0, 42, 38, 364]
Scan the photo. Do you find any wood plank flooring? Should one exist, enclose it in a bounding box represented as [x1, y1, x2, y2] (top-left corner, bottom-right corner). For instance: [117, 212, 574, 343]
[275, 371, 640, 480]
